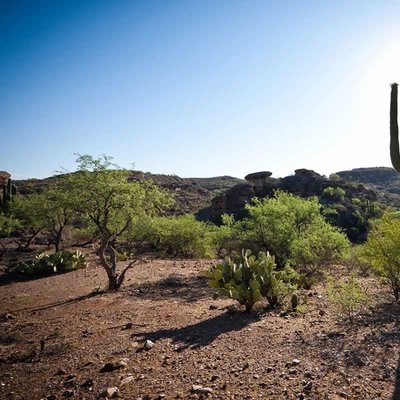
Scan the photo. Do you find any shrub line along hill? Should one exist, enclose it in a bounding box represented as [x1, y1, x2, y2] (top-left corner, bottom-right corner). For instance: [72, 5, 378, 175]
[10, 166, 400, 246]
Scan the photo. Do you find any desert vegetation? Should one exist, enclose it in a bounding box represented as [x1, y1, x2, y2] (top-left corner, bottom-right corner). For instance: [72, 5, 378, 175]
[1, 148, 400, 398]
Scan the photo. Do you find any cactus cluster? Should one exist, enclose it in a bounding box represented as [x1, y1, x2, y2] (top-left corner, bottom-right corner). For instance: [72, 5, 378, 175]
[206, 249, 298, 311]
[0, 178, 17, 212]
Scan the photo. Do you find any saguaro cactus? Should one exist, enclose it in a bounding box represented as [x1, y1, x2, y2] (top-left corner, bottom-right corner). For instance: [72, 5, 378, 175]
[390, 83, 400, 172]
[0, 178, 16, 211]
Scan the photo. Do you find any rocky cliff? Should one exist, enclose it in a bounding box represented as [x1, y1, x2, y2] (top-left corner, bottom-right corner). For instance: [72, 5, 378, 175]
[197, 168, 382, 243]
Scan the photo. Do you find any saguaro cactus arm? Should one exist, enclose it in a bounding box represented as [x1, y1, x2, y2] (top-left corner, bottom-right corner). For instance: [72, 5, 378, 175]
[390, 83, 400, 172]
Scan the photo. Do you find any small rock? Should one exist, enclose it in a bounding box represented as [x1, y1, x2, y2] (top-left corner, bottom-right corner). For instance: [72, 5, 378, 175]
[303, 381, 312, 391]
[62, 390, 74, 398]
[210, 375, 219, 382]
[191, 385, 213, 394]
[100, 359, 128, 373]
[119, 376, 134, 386]
[144, 340, 154, 350]
[292, 359, 301, 365]
[266, 366, 274, 373]
[289, 368, 297, 375]
[1, 312, 14, 321]
[209, 304, 218, 310]
[242, 362, 250, 370]
[105, 387, 120, 398]
[80, 378, 93, 388]
[55, 369, 67, 376]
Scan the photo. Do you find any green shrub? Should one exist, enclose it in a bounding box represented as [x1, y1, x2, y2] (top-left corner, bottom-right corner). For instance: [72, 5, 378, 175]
[290, 221, 350, 285]
[152, 215, 214, 258]
[241, 191, 350, 284]
[326, 274, 368, 323]
[15, 250, 87, 276]
[0, 214, 20, 238]
[321, 186, 345, 202]
[206, 249, 298, 311]
[356, 213, 400, 300]
[210, 214, 246, 257]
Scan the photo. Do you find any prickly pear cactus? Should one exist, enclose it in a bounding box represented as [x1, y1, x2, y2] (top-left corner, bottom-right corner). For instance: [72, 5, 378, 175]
[206, 249, 297, 311]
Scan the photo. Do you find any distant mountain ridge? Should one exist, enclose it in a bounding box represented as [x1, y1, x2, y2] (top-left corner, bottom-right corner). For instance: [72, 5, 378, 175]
[14, 172, 244, 215]
[336, 167, 400, 194]
[336, 167, 400, 193]
[13, 167, 400, 219]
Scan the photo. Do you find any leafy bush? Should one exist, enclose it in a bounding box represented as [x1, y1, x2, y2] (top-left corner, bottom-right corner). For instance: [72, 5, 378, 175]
[209, 214, 247, 257]
[241, 191, 349, 283]
[321, 186, 345, 202]
[290, 221, 350, 286]
[326, 274, 368, 322]
[15, 250, 87, 276]
[0, 214, 20, 238]
[356, 213, 400, 300]
[206, 249, 298, 311]
[152, 215, 215, 258]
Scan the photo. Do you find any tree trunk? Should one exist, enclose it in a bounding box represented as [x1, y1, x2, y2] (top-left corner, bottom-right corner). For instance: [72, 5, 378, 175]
[98, 240, 121, 291]
[24, 229, 41, 248]
[108, 275, 119, 291]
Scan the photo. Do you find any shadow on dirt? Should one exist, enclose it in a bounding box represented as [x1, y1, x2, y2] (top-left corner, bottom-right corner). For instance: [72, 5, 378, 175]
[360, 301, 400, 400]
[125, 274, 212, 303]
[14, 291, 102, 313]
[131, 309, 259, 350]
[395, 358, 400, 400]
[0, 271, 50, 287]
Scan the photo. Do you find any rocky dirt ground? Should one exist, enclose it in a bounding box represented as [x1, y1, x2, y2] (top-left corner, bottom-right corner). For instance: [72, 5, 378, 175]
[0, 248, 399, 400]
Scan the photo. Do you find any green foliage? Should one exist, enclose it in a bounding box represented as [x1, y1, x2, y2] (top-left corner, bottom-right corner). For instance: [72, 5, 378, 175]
[65, 154, 174, 290]
[0, 214, 20, 238]
[15, 250, 87, 276]
[356, 213, 400, 300]
[321, 186, 345, 202]
[326, 274, 368, 323]
[240, 191, 349, 283]
[209, 213, 244, 256]
[329, 173, 340, 182]
[12, 176, 79, 250]
[152, 215, 214, 258]
[290, 221, 350, 284]
[206, 249, 298, 311]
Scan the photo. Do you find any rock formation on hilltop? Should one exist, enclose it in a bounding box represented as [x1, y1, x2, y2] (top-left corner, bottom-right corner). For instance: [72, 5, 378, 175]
[197, 168, 380, 243]
[0, 171, 10, 186]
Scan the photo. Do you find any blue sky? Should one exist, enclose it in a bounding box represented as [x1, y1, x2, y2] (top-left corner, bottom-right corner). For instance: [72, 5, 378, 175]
[1, 1, 400, 179]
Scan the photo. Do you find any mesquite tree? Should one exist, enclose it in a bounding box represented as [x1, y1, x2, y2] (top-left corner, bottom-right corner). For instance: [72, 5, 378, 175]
[67, 154, 173, 291]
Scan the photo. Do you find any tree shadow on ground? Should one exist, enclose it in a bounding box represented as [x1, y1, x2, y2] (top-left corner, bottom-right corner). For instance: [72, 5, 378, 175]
[13, 291, 102, 313]
[0, 271, 50, 287]
[395, 358, 400, 400]
[360, 301, 400, 400]
[131, 309, 259, 350]
[125, 274, 212, 303]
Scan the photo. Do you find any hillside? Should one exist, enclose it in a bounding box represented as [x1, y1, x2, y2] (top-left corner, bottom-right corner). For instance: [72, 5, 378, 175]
[336, 167, 400, 193]
[14, 172, 244, 215]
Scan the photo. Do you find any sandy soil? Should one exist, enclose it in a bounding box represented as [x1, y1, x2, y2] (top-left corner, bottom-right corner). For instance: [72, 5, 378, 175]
[0, 249, 399, 400]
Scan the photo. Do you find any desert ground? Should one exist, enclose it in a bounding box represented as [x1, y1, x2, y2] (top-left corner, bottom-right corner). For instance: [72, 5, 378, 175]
[0, 247, 399, 400]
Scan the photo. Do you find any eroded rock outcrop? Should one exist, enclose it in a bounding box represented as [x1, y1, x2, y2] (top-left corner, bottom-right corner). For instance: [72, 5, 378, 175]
[197, 168, 379, 242]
